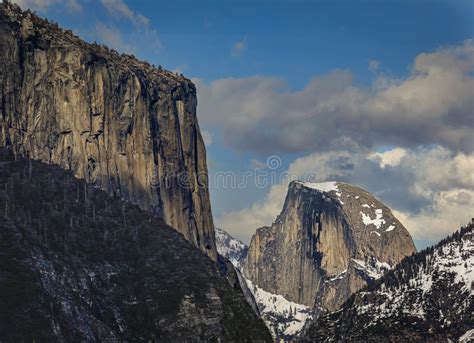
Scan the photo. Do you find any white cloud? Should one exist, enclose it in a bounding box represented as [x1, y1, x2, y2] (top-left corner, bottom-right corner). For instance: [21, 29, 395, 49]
[368, 147, 407, 168]
[393, 188, 474, 243]
[231, 39, 246, 57]
[217, 146, 474, 243]
[217, 183, 288, 242]
[197, 40, 474, 154]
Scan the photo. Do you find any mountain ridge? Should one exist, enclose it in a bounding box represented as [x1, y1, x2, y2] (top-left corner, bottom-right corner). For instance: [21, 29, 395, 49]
[303, 221, 474, 342]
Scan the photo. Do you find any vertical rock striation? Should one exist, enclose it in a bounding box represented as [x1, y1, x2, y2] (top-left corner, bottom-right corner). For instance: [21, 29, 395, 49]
[244, 181, 416, 312]
[0, 2, 216, 259]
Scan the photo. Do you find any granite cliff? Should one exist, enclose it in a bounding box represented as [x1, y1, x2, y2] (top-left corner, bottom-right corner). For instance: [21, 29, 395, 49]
[0, 2, 216, 259]
[244, 181, 417, 314]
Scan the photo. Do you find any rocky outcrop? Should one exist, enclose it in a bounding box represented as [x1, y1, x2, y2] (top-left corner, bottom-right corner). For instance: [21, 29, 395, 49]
[0, 2, 216, 259]
[303, 222, 474, 342]
[216, 227, 315, 340]
[244, 181, 416, 312]
[0, 149, 272, 342]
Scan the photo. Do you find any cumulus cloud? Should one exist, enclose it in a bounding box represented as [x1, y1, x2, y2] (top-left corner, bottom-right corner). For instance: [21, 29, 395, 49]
[217, 146, 474, 243]
[217, 183, 289, 242]
[197, 40, 474, 154]
[393, 188, 474, 243]
[368, 147, 407, 168]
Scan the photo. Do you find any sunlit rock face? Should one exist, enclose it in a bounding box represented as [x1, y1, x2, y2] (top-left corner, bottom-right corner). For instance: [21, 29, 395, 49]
[244, 181, 416, 311]
[0, 2, 216, 259]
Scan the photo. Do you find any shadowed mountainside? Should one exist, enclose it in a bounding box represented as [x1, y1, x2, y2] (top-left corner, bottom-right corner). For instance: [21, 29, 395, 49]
[0, 149, 272, 342]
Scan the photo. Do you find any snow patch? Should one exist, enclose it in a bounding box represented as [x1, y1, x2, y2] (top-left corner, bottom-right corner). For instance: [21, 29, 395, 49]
[325, 270, 347, 282]
[245, 279, 312, 339]
[386, 224, 396, 232]
[352, 258, 392, 280]
[296, 181, 343, 204]
[360, 208, 386, 229]
[298, 181, 339, 193]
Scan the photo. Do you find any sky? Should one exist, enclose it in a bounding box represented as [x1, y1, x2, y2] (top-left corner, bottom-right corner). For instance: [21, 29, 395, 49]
[9, 0, 474, 249]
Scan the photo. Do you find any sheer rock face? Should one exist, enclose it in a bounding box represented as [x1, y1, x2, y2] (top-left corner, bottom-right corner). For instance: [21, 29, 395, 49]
[0, 150, 272, 342]
[244, 181, 416, 311]
[0, 2, 216, 259]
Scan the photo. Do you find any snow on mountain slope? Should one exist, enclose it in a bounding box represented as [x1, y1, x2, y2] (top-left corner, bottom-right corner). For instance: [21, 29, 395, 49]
[215, 228, 248, 270]
[245, 279, 313, 340]
[303, 222, 474, 342]
[215, 228, 313, 341]
[350, 257, 392, 280]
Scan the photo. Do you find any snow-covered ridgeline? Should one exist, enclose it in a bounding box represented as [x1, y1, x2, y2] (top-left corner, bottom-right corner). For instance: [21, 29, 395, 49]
[356, 230, 473, 322]
[295, 181, 344, 204]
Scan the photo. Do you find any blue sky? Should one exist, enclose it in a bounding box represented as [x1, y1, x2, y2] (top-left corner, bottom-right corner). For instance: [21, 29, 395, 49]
[23, 0, 473, 86]
[12, 0, 474, 249]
